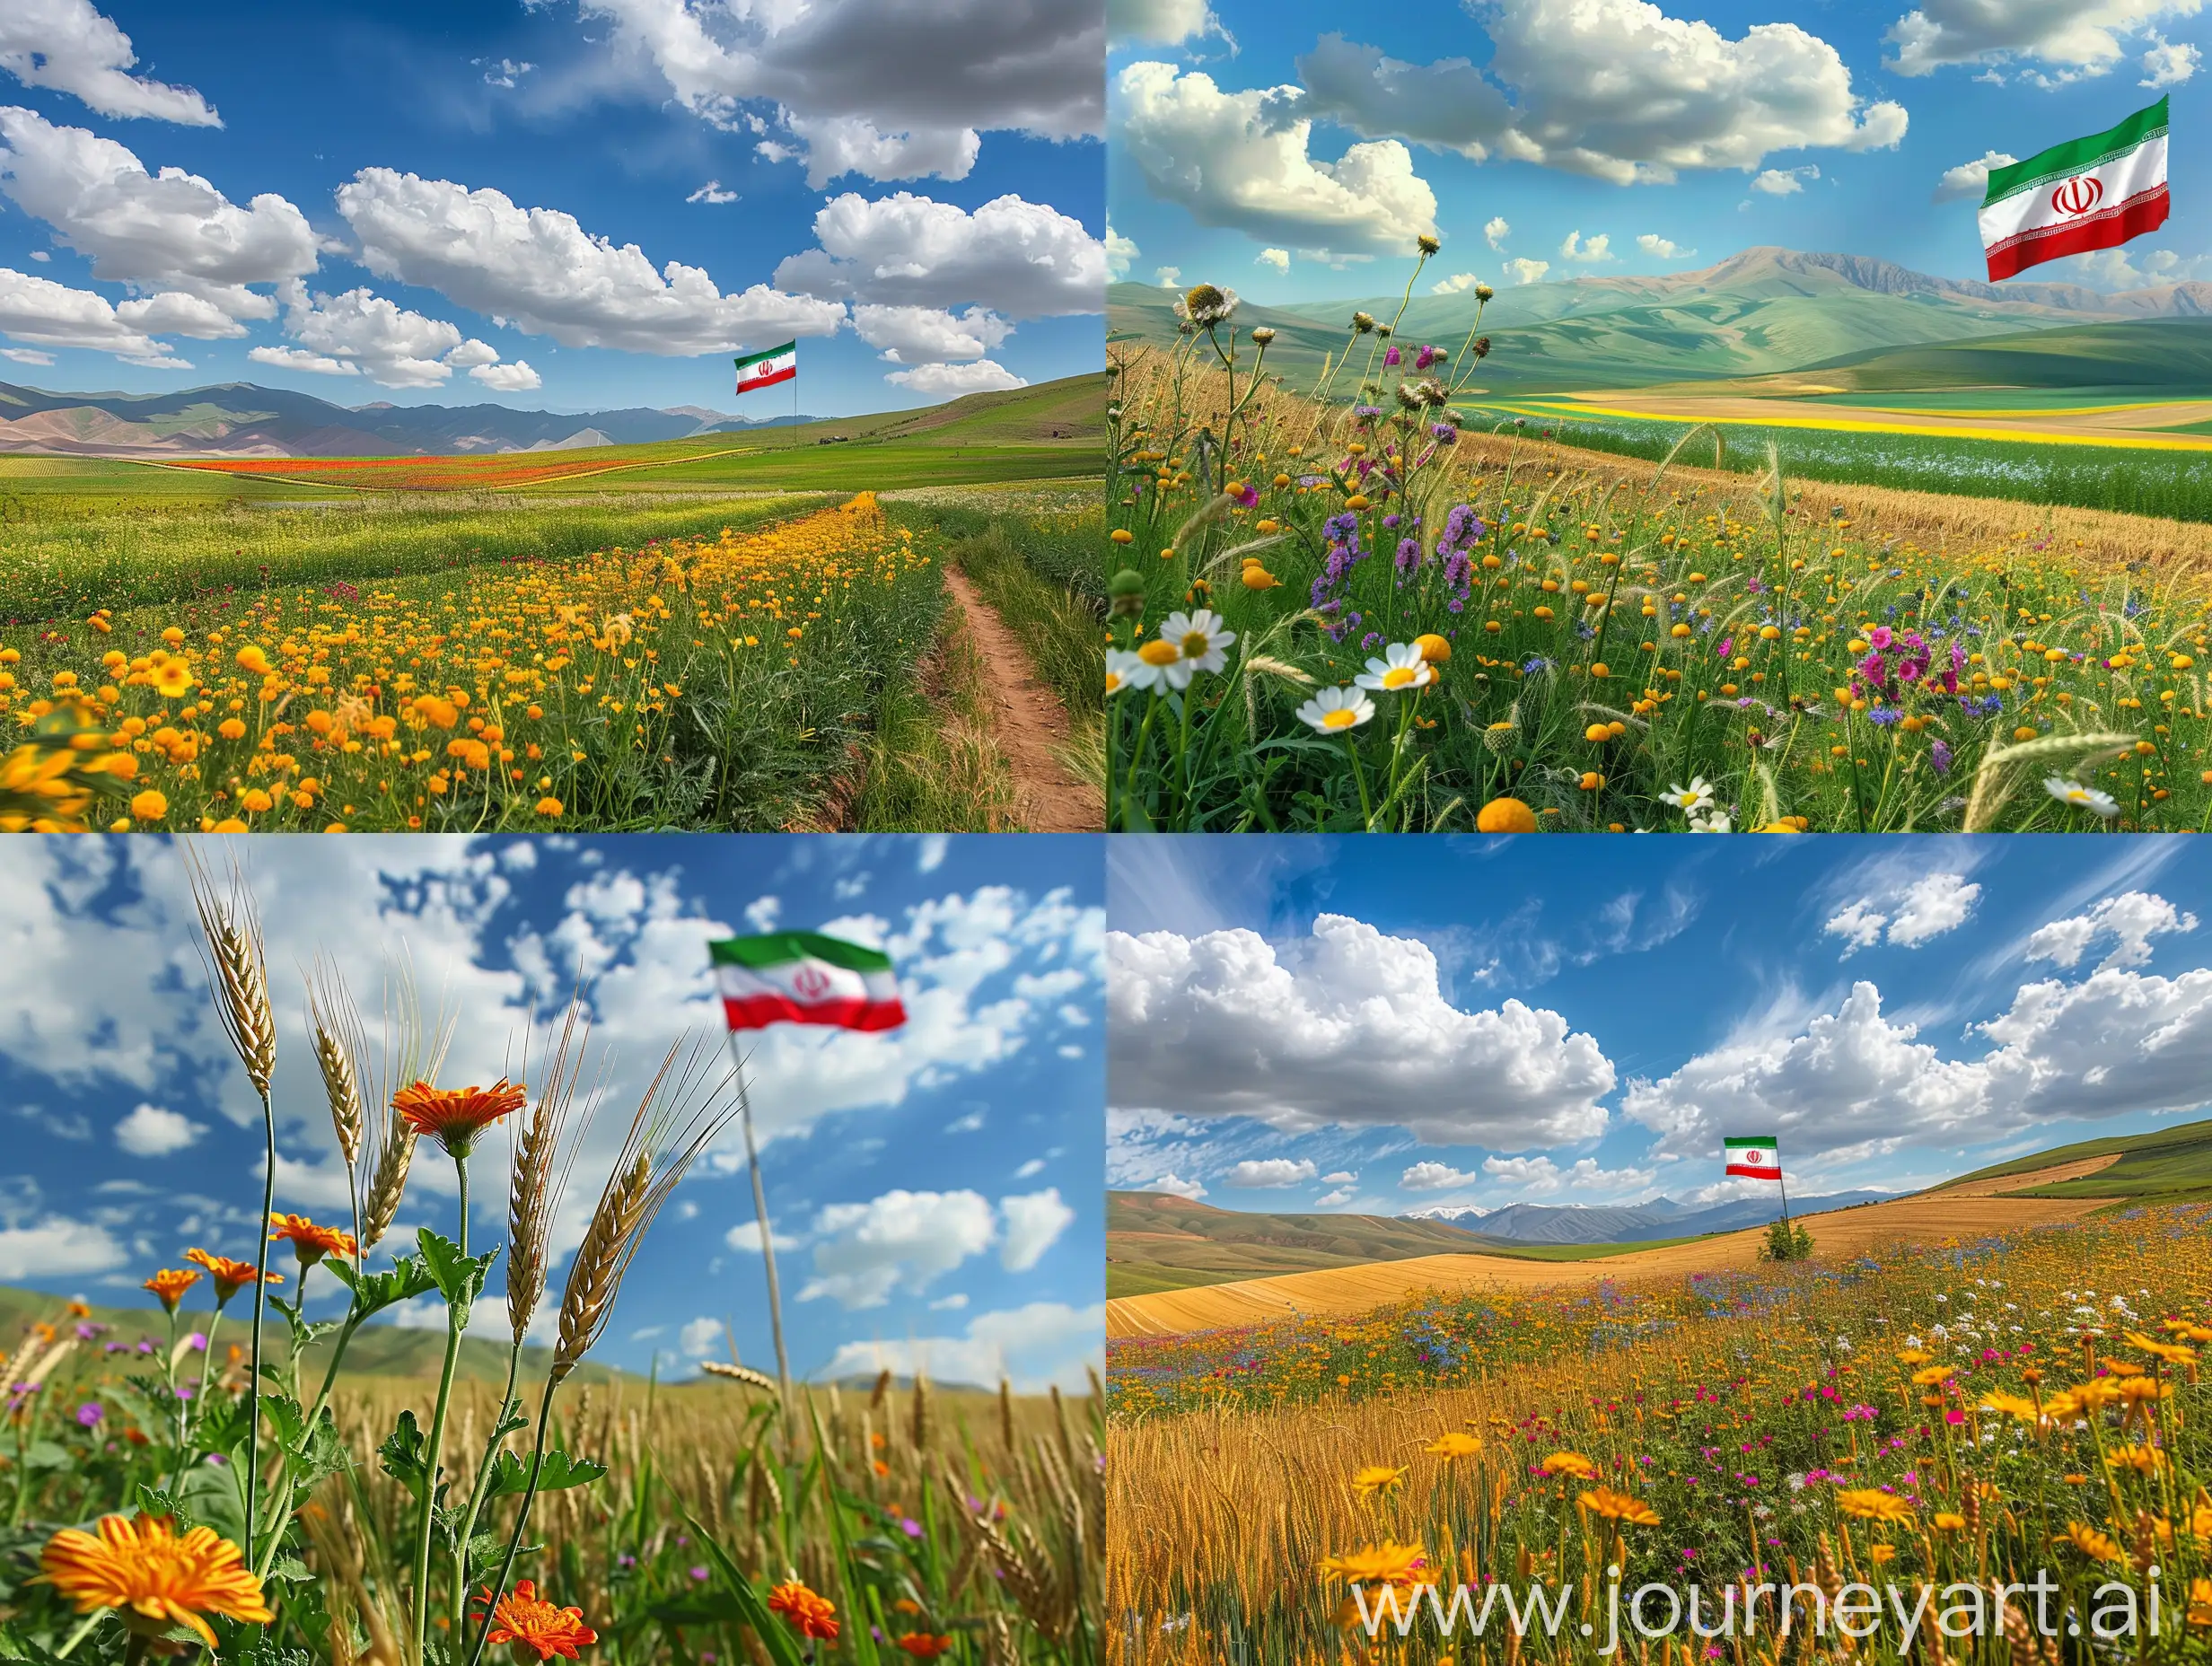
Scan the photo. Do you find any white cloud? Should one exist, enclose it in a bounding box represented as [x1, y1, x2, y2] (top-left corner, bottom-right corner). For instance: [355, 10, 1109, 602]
[0, 1216, 125, 1279]
[0, 346, 53, 364]
[917, 835, 950, 874]
[0, 108, 315, 318]
[821, 1300, 1102, 1392]
[687, 180, 739, 205]
[1482, 1154, 1656, 1197]
[275, 285, 483, 390]
[1154, 266, 1181, 286]
[337, 168, 845, 356]
[0, 267, 186, 365]
[470, 359, 542, 392]
[1885, 0, 2199, 80]
[1400, 1160, 1477, 1191]
[247, 345, 356, 378]
[114, 291, 247, 339]
[2141, 31, 2202, 83]
[853, 303, 1014, 364]
[572, 0, 1101, 145]
[114, 1100, 202, 1158]
[2049, 245, 2212, 290]
[2025, 890, 2198, 971]
[1321, 1171, 1356, 1184]
[1504, 257, 1550, 285]
[1558, 229, 1611, 262]
[1256, 247, 1290, 272]
[1432, 270, 1485, 294]
[679, 1316, 723, 1358]
[1637, 233, 1695, 258]
[1223, 1158, 1318, 1188]
[1295, 4, 1907, 187]
[1109, 914, 1614, 1144]
[1105, 219, 1138, 280]
[742, 895, 781, 933]
[798, 1188, 996, 1309]
[1933, 149, 2017, 203]
[999, 1187, 1073, 1270]
[775, 191, 1105, 318]
[0, 0, 220, 125]
[1484, 215, 1510, 249]
[1114, 61, 1437, 252]
[478, 57, 534, 90]
[885, 358, 1025, 395]
[1751, 165, 1819, 195]
[1145, 1172, 1207, 1199]
[1825, 873, 1980, 954]
[1313, 1186, 1356, 1206]
[723, 1217, 803, 1254]
[1109, 0, 1222, 48]
[775, 114, 979, 189]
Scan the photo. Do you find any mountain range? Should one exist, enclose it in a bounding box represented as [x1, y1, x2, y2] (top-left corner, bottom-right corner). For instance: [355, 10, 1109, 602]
[1401, 1188, 1895, 1243]
[0, 379, 824, 460]
[1110, 246, 2212, 391]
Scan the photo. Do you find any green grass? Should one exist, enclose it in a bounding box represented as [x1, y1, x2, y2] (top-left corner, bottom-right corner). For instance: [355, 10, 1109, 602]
[533, 441, 1095, 495]
[848, 588, 1020, 832]
[1943, 1115, 2212, 1198]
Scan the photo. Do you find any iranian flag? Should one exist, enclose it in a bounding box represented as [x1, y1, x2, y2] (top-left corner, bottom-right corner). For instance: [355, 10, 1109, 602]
[1980, 97, 2170, 281]
[709, 932, 906, 1032]
[1725, 1136, 1783, 1181]
[735, 341, 797, 394]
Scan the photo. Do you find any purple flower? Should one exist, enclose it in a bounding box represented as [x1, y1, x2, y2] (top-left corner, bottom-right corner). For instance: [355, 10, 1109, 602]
[901, 1518, 924, 1539]
[75, 1402, 102, 1427]
[1716, 636, 1733, 659]
[1232, 483, 1258, 508]
[690, 1565, 709, 1582]
[1384, 346, 1401, 366]
[1929, 741, 1953, 776]
[1868, 626, 1893, 651]
[187, 1332, 206, 1352]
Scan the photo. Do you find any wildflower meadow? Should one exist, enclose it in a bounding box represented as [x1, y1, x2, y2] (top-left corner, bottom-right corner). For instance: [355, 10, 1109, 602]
[1106, 1204, 2212, 1664]
[0, 864, 1101, 1665]
[1104, 246, 2212, 833]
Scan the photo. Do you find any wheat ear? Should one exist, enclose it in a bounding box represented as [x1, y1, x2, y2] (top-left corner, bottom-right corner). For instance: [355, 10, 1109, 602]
[508, 995, 592, 1346]
[184, 847, 275, 1097]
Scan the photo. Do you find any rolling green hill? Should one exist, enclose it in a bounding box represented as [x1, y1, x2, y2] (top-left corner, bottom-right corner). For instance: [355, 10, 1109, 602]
[1941, 1116, 2212, 1201]
[1767, 318, 2212, 393]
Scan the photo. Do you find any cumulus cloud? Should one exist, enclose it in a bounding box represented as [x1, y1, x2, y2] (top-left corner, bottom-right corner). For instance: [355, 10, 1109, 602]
[1293, 4, 1907, 188]
[687, 180, 739, 205]
[852, 303, 1015, 364]
[1256, 247, 1290, 271]
[1504, 257, 1550, 285]
[246, 345, 356, 378]
[1145, 1172, 1207, 1199]
[1313, 1186, 1356, 1206]
[1106, 219, 1138, 280]
[0, 0, 220, 126]
[1482, 1154, 1655, 1197]
[1558, 229, 1611, 262]
[0, 107, 316, 318]
[1432, 271, 1485, 294]
[1109, 0, 1224, 48]
[798, 1188, 996, 1309]
[268, 285, 505, 390]
[2025, 890, 2198, 971]
[338, 168, 844, 356]
[767, 114, 980, 192]
[1108, 914, 1615, 1144]
[678, 1316, 723, 1358]
[1485, 215, 1511, 249]
[1223, 1157, 1318, 1188]
[2141, 31, 2202, 84]
[885, 359, 1025, 395]
[1885, 0, 2199, 81]
[1400, 1160, 1478, 1191]
[0, 267, 188, 365]
[1751, 165, 1818, 195]
[114, 1100, 202, 1158]
[775, 191, 1105, 318]
[1114, 61, 1437, 252]
[470, 360, 542, 391]
[1933, 149, 2017, 203]
[1822, 873, 1981, 955]
[999, 1187, 1074, 1270]
[1321, 1171, 1357, 1184]
[1637, 233, 1695, 258]
[821, 1300, 1103, 1392]
[114, 291, 248, 339]
[0, 1215, 125, 1278]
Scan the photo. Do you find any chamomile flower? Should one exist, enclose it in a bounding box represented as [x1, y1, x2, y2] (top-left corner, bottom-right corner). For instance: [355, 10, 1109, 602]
[1105, 649, 1145, 697]
[1158, 609, 1236, 683]
[1295, 686, 1374, 732]
[2044, 776, 2119, 818]
[1352, 642, 1433, 693]
[1663, 777, 1716, 813]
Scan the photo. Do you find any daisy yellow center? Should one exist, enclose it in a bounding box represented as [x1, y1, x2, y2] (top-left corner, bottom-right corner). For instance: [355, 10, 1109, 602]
[1138, 639, 1181, 667]
[1321, 707, 1359, 729]
[1105, 670, 1123, 692]
[1382, 666, 1417, 688]
[1180, 630, 1212, 659]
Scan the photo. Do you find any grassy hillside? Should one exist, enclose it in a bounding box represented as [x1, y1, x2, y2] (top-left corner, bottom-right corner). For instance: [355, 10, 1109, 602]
[1789, 317, 2212, 393]
[1941, 1116, 2212, 1200]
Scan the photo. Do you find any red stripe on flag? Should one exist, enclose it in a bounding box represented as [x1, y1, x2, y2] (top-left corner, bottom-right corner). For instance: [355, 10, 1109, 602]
[737, 364, 796, 393]
[1987, 186, 2169, 281]
[722, 994, 906, 1031]
[1726, 1161, 1783, 1180]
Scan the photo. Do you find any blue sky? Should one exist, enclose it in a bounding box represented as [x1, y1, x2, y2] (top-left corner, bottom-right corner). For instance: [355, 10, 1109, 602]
[1108, 834, 2212, 1220]
[0, 0, 1103, 415]
[1107, 0, 2208, 301]
[0, 834, 1103, 1390]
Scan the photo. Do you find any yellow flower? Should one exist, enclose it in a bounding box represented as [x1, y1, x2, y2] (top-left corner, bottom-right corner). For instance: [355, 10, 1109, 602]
[1541, 1451, 1597, 1481]
[1579, 1487, 1659, 1527]
[535, 796, 563, 817]
[2059, 1523, 2126, 1565]
[37, 1513, 273, 1648]
[2106, 1444, 2166, 1476]
[1910, 1363, 1955, 1387]
[1349, 1464, 1406, 1501]
[1425, 1432, 1481, 1460]
[151, 659, 194, 698]
[1979, 1391, 2041, 1423]
[129, 789, 168, 821]
[1932, 1513, 1966, 1531]
[1318, 1541, 1426, 1587]
[1836, 1488, 1916, 1525]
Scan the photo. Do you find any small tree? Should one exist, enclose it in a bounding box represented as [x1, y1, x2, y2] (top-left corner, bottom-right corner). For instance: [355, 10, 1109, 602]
[1760, 1218, 1813, 1262]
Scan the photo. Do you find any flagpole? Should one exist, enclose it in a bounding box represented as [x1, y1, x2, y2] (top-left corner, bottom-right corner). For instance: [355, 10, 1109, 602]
[724, 1031, 794, 1415]
[1776, 1139, 1793, 1234]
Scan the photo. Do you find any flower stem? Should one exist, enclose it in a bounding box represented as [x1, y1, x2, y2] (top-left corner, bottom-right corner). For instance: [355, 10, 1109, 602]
[412, 1155, 470, 1663]
[463, 1372, 559, 1666]
[246, 1084, 274, 1563]
[450, 1339, 525, 1634]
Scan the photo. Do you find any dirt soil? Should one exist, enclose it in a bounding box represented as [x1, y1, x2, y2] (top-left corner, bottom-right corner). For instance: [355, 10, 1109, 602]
[941, 563, 1102, 831]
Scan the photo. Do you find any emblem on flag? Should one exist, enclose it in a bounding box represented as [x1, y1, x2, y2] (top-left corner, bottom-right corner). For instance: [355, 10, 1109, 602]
[735, 341, 798, 394]
[1725, 1136, 1782, 1180]
[709, 931, 905, 1031]
[1979, 98, 2170, 281]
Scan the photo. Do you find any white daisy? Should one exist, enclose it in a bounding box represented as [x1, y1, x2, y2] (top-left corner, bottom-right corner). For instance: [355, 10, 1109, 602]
[1352, 642, 1434, 693]
[1105, 649, 1144, 697]
[1663, 776, 1716, 813]
[1158, 609, 1236, 682]
[1119, 640, 1181, 691]
[2043, 776, 2119, 818]
[1689, 811, 1734, 833]
[1295, 685, 1375, 733]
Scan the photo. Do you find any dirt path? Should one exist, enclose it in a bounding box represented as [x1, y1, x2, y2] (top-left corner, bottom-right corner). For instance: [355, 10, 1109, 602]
[941, 564, 1102, 831]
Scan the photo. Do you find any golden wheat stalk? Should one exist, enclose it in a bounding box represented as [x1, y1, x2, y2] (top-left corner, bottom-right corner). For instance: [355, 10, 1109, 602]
[183, 847, 275, 1098]
[699, 1359, 779, 1391]
[508, 995, 593, 1346]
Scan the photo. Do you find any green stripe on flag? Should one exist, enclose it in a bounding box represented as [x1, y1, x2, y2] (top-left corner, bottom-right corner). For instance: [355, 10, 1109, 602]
[733, 341, 797, 373]
[708, 931, 891, 973]
[1984, 98, 2167, 207]
[1725, 1136, 1777, 1149]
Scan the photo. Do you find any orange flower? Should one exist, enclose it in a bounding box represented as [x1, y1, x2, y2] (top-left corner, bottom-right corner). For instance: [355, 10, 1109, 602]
[182, 1249, 281, 1304]
[768, 1579, 839, 1641]
[472, 1579, 597, 1662]
[897, 1635, 955, 1658]
[142, 1269, 201, 1313]
[268, 1214, 357, 1269]
[38, 1513, 273, 1648]
[393, 1078, 528, 1157]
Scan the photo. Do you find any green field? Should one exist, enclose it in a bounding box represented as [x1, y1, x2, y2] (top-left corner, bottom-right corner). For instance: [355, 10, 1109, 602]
[1941, 1114, 2212, 1200]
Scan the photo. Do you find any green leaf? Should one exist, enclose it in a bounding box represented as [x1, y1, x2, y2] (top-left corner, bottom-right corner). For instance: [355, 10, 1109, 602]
[21, 1442, 69, 1473]
[417, 1228, 498, 1313]
[481, 1445, 608, 1501]
[195, 1390, 254, 1457]
[285, 1408, 347, 1503]
[379, 1408, 428, 1501]
[324, 1254, 438, 1320]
